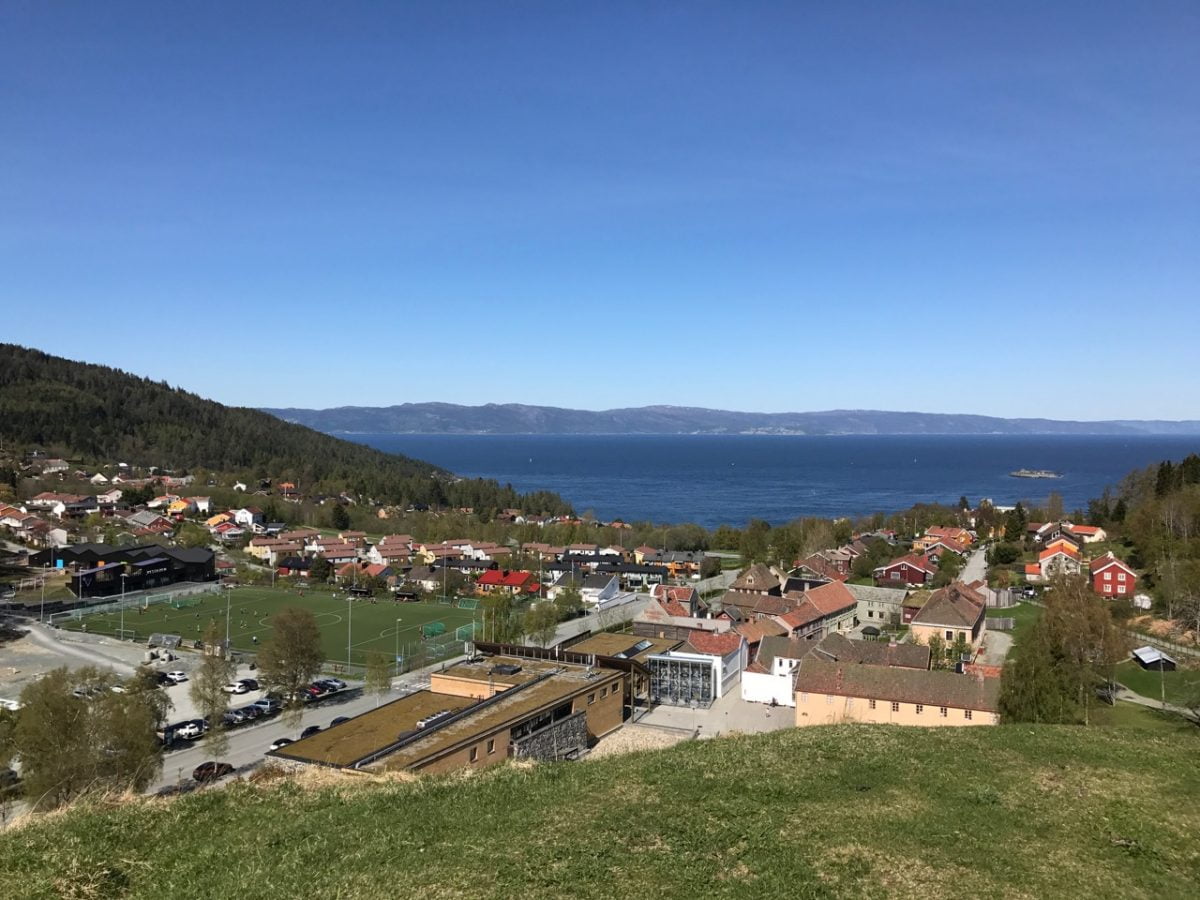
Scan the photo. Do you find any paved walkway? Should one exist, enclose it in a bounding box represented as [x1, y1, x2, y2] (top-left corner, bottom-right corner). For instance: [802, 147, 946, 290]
[16, 622, 138, 677]
[636, 687, 793, 737]
[1114, 686, 1199, 721]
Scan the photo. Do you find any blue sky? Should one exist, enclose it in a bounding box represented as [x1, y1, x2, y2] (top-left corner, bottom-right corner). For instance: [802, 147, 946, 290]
[2, 2, 1197, 419]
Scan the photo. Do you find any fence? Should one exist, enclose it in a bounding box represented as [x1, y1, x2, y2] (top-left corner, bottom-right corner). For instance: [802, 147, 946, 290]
[48, 581, 222, 624]
[989, 618, 1016, 631]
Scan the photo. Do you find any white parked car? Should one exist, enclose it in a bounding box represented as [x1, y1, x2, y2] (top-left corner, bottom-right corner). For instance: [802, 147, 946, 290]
[175, 721, 204, 740]
[166, 671, 188, 684]
[222, 681, 249, 694]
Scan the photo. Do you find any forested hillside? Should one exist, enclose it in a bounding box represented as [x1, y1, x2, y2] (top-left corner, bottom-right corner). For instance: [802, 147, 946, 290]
[0, 345, 570, 513]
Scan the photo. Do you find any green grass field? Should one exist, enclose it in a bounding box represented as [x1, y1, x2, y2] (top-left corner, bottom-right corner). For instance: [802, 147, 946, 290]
[58, 585, 478, 669]
[4, 724, 1199, 898]
[1113, 659, 1200, 707]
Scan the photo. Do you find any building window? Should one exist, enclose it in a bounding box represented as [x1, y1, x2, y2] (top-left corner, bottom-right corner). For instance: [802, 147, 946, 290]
[469, 747, 478, 763]
[891, 701, 899, 713]
[964, 709, 973, 720]
[868, 699, 876, 710]
[846, 698, 854, 709]
[487, 739, 495, 755]
[600, 687, 607, 698]
[825, 694, 833, 704]
[890, 571, 900, 581]
[945, 630, 953, 641]
[1117, 573, 1126, 582]
[800, 693, 808, 703]
[1104, 571, 1112, 580]
[939, 707, 947, 717]
[916, 704, 924, 715]
[587, 693, 595, 705]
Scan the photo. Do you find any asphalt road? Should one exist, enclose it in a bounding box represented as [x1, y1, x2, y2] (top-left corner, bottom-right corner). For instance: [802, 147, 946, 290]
[960, 549, 987, 584]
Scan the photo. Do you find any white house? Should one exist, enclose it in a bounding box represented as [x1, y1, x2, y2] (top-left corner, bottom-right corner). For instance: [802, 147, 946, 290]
[234, 507, 265, 529]
[580, 573, 619, 606]
[89, 472, 110, 485]
[189, 497, 213, 515]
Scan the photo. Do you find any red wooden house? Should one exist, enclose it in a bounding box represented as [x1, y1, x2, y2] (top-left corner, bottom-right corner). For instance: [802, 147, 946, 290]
[1089, 553, 1137, 598]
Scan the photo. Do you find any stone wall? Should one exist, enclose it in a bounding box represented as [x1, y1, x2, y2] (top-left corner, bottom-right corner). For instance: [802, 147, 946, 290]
[513, 711, 589, 761]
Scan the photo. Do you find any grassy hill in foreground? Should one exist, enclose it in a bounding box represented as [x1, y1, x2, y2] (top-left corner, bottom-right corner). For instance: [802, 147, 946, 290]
[4, 723, 1198, 899]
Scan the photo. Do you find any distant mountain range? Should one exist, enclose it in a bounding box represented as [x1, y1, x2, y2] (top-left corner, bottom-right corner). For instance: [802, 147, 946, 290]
[261, 403, 1200, 436]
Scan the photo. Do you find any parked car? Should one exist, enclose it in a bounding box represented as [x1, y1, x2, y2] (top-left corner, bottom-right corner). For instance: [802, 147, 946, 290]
[238, 678, 259, 691]
[300, 725, 322, 739]
[166, 671, 188, 684]
[223, 681, 249, 694]
[109, 684, 127, 694]
[305, 684, 328, 698]
[319, 677, 347, 692]
[238, 705, 263, 720]
[268, 737, 293, 751]
[252, 698, 283, 715]
[193, 761, 234, 783]
[221, 711, 242, 728]
[175, 721, 205, 740]
[329, 716, 350, 727]
[153, 672, 173, 686]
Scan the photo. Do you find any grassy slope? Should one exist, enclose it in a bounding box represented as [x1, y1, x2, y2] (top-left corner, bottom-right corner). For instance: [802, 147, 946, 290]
[4, 725, 1199, 899]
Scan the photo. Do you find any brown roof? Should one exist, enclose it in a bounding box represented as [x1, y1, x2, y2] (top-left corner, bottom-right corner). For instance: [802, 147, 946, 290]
[730, 564, 781, 593]
[735, 619, 788, 643]
[793, 658, 1000, 712]
[911, 583, 984, 630]
[802, 581, 858, 616]
[683, 631, 746, 657]
[1089, 552, 1135, 575]
[804, 633, 929, 670]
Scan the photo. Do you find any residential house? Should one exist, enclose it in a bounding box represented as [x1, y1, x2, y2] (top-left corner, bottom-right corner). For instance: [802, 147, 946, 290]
[901, 590, 930, 625]
[1090, 552, 1137, 598]
[580, 573, 619, 606]
[39, 459, 69, 475]
[794, 554, 850, 583]
[188, 497, 212, 515]
[910, 582, 987, 653]
[1026, 543, 1081, 582]
[234, 507, 265, 529]
[873, 553, 938, 587]
[89, 472, 110, 486]
[476, 569, 536, 597]
[773, 581, 859, 641]
[1069, 524, 1108, 544]
[844, 582, 908, 629]
[793, 659, 1000, 726]
[318, 544, 360, 565]
[648, 584, 701, 617]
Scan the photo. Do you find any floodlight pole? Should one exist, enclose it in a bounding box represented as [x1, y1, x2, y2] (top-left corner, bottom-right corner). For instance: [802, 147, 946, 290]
[225, 585, 231, 658]
[40, 564, 48, 623]
[347, 595, 352, 670]
[395, 617, 402, 676]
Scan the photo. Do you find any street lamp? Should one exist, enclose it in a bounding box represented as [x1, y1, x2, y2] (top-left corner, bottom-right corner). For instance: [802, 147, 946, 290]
[120, 573, 128, 640]
[40, 563, 48, 624]
[400, 619, 410, 676]
[346, 594, 352, 670]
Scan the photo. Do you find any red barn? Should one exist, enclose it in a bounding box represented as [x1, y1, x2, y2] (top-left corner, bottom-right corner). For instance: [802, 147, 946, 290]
[1090, 553, 1137, 598]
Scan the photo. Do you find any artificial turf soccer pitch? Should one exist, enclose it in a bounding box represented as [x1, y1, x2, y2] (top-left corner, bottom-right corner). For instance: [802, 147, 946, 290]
[58, 586, 478, 669]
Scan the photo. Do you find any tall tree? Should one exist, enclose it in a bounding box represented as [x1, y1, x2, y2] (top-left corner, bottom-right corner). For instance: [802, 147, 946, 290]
[189, 623, 235, 758]
[523, 601, 560, 648]
[257, 608, 325, 724]
[363, 650, 393, 708]
[552, 585, 583, 622]
[14, 667, 162, 810]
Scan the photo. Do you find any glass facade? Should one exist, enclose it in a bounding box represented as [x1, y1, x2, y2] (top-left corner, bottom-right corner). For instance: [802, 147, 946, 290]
[647, 655, 715, 707]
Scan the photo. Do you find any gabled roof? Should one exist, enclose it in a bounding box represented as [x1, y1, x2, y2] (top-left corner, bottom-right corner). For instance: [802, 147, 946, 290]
[802, 581, 858, 616]
[875, 553, 938, 575]
[1089, 552, 1135, 575]
[911, 583, 984, 630]
[477, 569, 533, 588]
[794, 658, 1000, 712]
[734, 619, 788, 644]
[730, 564, 781, 592]
[1038, 544, 1079, 561]
[804, 633, 930, 670]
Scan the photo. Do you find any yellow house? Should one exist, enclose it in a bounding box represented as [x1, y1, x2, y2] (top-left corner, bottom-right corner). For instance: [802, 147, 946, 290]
[168, 498, 194, 516]
[206, 513, 231, 528]
[794, 658, 999, 727]
[909, 583, 986, 651]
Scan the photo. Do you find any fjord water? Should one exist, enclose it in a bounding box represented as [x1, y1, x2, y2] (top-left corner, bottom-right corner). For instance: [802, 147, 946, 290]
[354, 434, 1200, 528]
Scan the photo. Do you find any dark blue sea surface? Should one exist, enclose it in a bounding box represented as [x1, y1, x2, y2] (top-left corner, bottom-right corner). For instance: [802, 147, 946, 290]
[351, 434, 1200, 528]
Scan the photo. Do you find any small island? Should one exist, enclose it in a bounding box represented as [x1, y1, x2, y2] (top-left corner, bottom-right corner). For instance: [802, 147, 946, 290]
[1009, 468, 1063, 479]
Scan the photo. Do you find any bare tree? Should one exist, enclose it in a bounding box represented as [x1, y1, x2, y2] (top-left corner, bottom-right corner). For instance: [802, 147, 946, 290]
[190, 622, 235, 759]
[363, 650, 392, 708]
[257, 607, 325, 725]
